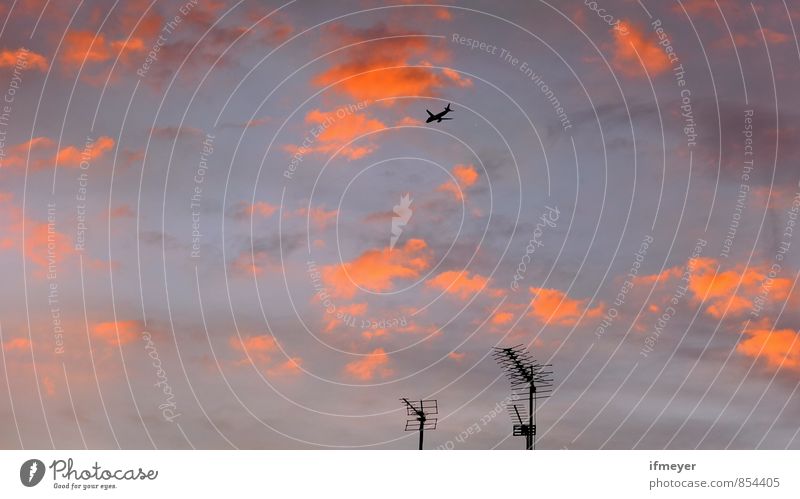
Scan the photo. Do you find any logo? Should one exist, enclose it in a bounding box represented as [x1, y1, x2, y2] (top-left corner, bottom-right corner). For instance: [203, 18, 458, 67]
[390, 193, 413, 250]
[20, 459, 45, 487]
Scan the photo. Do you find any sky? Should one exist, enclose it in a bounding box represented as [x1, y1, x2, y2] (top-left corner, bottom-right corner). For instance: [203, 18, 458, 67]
[0, 0, 799, 450]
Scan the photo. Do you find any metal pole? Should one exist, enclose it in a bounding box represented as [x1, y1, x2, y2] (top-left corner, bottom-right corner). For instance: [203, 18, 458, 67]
[533, 387, 537, 450]
[418, 416, 425, 450]
[527, 381, 533, 450]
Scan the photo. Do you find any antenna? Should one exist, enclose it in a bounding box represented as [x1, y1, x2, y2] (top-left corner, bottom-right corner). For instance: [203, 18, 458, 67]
[401, 398, 438, 450]
[493, 345, 553, 450]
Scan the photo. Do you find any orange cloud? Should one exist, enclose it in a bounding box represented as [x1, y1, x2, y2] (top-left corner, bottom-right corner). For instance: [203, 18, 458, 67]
[322, 302, 368, 332]
[452, 164, 479, 186]
[287, 108, 387, 160]
[635, 257, 792, 320]
[23, 220, 75, 279]
[53, 136, 115, 168]
[632, 266, 684, 287]
[42, 375, 56, 397]
[397, 116, 422, 126]
[3, 337, 31, 352]
[92, 321, 140, 346]
[0, 136, 55, 169]
[238, 201, 278, 219]
[688, 258, 791, 319]
[229, 334, 300, 376]
[313, 24, 468, 102]
[611, 21, 671, 77]
[425, 270, 503, 299]
[61, 31, 112, 66]
[61, 30, 145, 68]
[360, 318, 435, 341]
[3, 135, 115, 170]
[344, 348, 392, 380]
[528, 287, 604, 326]
[491, 311, 515, 326]
[738, 323, 800, 372]
[267, 357, 302, 377]
[677, 0, 760, 19]
[109, 205, 135, 219]
[322, 239, 432, 298]
[0, 193, 82, 278]
[231, 249, 273, 276]
[438, 164, 479, 201]
[230, 334, 277, 366]
[0, 48, 48, 71]
[722, 29, 792, 48]
[448, 351, 466, 361]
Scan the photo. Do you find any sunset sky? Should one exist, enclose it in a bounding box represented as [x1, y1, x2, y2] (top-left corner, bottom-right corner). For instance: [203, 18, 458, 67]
[1, 0, 799, 449]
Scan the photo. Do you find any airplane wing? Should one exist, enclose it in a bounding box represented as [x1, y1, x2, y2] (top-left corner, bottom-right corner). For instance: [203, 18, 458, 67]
[426, 110, 434, 117]
[438, 117, 453, 120]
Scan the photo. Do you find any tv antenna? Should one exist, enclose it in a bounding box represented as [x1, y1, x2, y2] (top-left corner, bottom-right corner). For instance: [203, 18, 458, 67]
[401, 398, 438, 450]
[493, 345, 553, 450]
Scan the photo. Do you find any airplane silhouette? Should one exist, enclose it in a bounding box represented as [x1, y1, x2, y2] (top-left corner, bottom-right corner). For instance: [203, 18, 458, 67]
[426, 103, 453, 123]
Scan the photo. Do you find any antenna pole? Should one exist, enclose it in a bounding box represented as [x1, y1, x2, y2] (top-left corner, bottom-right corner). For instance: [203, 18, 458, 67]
[418, 416, 425, 450]
[400, 398, 437, 450]
[528, 373, 534, 451]
[493, 345, 552, 450]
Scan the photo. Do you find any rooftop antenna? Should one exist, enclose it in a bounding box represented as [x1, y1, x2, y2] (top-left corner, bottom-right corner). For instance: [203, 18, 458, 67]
[400, 398, 438, 450]
[493, 345, 553, 450]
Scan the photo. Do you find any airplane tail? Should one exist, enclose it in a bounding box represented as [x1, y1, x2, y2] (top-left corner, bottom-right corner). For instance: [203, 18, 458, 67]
[445, 103, 452, 111]
[426, 110, 434, 117]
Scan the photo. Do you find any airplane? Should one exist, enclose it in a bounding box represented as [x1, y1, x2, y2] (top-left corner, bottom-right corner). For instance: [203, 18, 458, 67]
[425, 103, 453, 123]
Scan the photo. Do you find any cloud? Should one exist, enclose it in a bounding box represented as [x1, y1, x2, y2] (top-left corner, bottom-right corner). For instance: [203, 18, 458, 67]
[360, 320, 434, 341]
[53, 136, 115, 168]
[229, 334, 301, 376]
[675, 0, 762, 20]
[396, 116, 422, 126]
[60, 30, 146, 69]
[343, 348, 392, 380]
[230, 248, 274, 277]
[0, 48, 48, 71]
[611, 21, 671, 78]
[3, 337, 31, 352]
[286, 108, 387, 160]
[687, 258, 791, 319]
[425, 270, 503, 299]
[109, 205, 135, 219]
[437, 164, 480, 201]
[491, 310, 516, 326]
[632, 257, 791, 320]
[267, 357, 302, 377]
[42, 375, 56, 397]
[715, 28, 792, 48]
[2, 135, 116, 170]
[230, 334, 277, 366]
[0, 193, 83, 278]
[91, 321, 141, 346]
[321, 238, 432, 298]
[0, 136, 55, 169]
[312, 23, 469, 102]
[323, 302, 368, 333]
[528, 287, 605, 326]
[235, 201, 279, 219]
[738, 321, 800, 372]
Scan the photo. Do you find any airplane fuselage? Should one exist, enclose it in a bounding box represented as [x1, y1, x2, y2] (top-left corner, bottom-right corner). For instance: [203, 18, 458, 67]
[426, 105, 452, 123]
